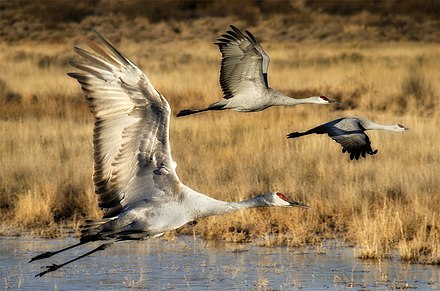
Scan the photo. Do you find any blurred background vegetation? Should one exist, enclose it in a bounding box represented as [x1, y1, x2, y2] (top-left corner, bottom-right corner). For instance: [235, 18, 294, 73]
[1, 0, 439, 43]
[0, 0, 439, 263]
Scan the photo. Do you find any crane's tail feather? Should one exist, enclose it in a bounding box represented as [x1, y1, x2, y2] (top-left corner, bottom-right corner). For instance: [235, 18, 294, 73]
[81, 217, 116, 237]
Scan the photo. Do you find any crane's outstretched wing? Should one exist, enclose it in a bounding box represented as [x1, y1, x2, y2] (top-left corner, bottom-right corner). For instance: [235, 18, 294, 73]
[68, 30, 182, 218]
[329, 117, 378, 160]
[215, 25, 270, 100]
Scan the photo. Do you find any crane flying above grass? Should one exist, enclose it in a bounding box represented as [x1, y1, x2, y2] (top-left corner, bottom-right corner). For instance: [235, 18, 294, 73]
[30, 30, 309, 277]
[287, 116, 409, 160]
[177, 25, 335, 117]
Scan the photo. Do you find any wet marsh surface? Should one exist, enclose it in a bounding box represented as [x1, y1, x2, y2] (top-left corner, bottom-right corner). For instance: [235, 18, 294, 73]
[1, 236, 439, 290]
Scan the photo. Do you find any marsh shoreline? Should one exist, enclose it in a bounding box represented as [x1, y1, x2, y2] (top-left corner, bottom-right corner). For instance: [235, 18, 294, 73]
[2, 235, 439, 290]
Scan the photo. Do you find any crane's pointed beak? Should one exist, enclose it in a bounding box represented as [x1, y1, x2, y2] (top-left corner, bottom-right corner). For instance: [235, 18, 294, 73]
[398, 124, 410, 130]
[288, 200, 310, 209]
[329, 98, 341, 104]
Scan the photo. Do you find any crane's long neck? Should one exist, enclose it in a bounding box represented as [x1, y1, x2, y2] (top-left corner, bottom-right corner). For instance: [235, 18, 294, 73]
[361, 120, 399, 131]
[270, 90, 319, 106]
[187, 191, 267, 220]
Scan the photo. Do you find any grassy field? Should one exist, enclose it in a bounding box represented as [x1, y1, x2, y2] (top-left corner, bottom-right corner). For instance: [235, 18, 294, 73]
[0, 2, 439, 264]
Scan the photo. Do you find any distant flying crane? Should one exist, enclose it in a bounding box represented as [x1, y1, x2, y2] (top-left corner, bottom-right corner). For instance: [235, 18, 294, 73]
[287, 116, 409, 160]
[30, 30, 309, 277]
[177, 25, 335, 117]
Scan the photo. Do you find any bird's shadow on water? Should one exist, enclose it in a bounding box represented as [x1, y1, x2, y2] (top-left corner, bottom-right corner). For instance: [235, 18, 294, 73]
[1, 236, 439, 290]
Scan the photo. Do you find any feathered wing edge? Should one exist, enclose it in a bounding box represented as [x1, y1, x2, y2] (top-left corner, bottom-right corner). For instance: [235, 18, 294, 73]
[68, 30, 180, 222]
[335, 134, 378, 160]
[216, 25, 269, 92]
[31, 31, 170, 274]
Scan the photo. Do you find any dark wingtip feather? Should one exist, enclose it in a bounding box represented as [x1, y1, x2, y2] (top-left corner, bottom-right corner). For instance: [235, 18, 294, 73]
[67, 72, 88, 82]
[91, 28, 103, 39]
[346, 147, 379, 161]
[67, 72, 77, 78]
[227, 29, 240, 39]
[245, 30, 257, 43]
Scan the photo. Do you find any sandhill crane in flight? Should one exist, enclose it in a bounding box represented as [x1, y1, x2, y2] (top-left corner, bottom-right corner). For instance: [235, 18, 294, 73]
[30, 31, 309, 277]
[287, 116, 409, 160]
[177, 25, 335, 117]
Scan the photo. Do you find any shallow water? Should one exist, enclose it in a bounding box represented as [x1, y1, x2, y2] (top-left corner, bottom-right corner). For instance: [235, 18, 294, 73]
[1, 236, 439, 290]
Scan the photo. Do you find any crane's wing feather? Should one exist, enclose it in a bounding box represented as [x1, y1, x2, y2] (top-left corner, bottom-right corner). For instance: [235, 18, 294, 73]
[69, 30, 182, 218]
[331, 133, 377, 160]
[244, 29, 270, 85]
[215, 25, 269, 100]
[289, 117, 378, 160]
[324, 118, 377, 160]
[332, 117, 365, 131]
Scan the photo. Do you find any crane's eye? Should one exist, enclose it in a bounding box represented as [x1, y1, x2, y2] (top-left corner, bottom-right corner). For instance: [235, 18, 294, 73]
[320, 96, 328, 101]
[276, 192, 289, 201]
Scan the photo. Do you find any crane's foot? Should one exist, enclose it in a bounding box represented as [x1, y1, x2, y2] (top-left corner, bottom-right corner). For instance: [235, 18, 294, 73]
[35, 264, 61, 277]
[97, 242, 112, 251]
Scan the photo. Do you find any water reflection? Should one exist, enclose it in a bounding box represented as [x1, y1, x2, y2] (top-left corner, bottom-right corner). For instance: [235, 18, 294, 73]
[1, 236, 439, 290]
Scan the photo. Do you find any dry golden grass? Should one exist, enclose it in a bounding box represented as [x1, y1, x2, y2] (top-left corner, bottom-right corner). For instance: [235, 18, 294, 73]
[0, 30, 439, 264]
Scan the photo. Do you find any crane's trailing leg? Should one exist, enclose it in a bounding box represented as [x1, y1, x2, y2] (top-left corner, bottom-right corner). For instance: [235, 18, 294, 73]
[177, 103, 225, 117]
[29, 241, 90, 263]
[176, 108, 205, 117]
[35, 242, 114, 277]
[30, 233, 105, 263]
